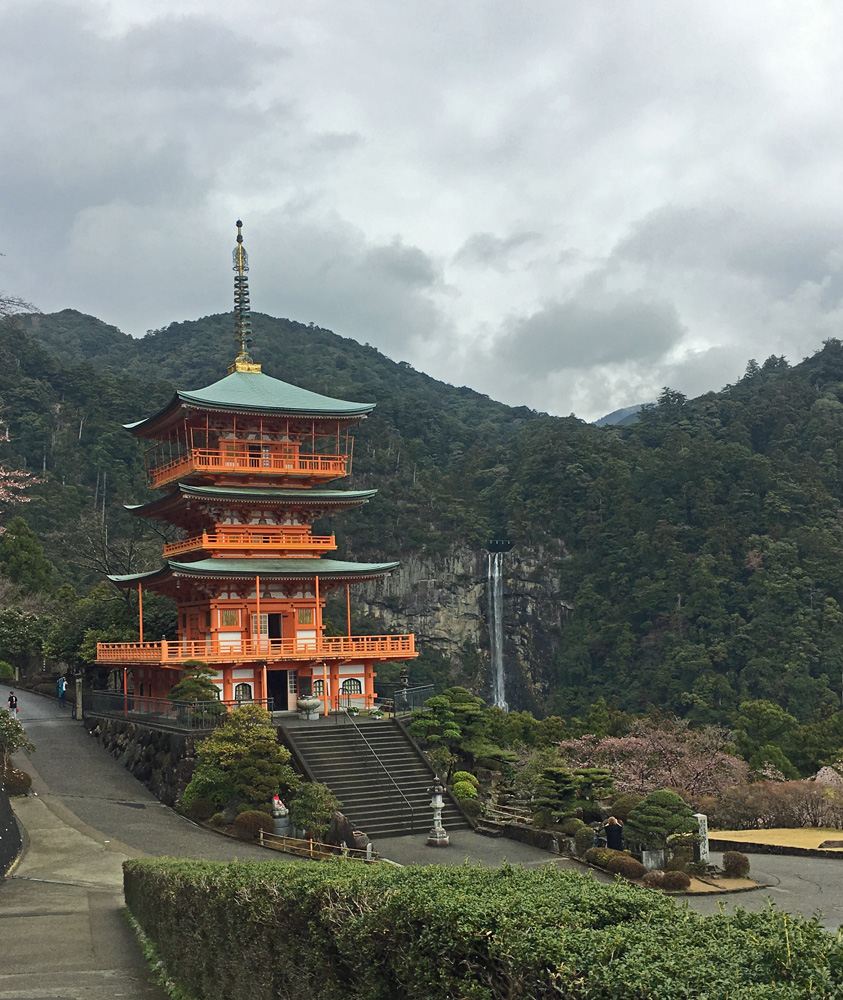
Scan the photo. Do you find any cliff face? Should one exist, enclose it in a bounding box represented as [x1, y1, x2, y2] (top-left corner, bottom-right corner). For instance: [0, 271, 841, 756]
[355, 542, 569, 715]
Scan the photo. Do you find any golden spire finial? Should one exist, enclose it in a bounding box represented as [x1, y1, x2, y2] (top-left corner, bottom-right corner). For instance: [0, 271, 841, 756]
[229, 219, 261, 374]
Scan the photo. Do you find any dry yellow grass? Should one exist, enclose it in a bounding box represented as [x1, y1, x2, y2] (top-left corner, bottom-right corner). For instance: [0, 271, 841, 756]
[712, 828, 843, 850]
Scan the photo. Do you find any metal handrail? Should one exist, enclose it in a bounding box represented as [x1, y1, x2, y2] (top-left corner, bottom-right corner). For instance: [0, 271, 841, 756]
[342, 711, 415, 833]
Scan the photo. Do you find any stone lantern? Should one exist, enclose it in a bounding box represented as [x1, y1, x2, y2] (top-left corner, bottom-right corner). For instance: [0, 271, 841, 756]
[426, 776, 450, 848]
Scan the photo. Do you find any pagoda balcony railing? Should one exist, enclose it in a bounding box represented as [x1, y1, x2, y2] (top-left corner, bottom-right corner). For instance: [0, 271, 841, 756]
[162, 530, 337, 558]
[96, 634, 417, 666]
[148, 447, 349, 488]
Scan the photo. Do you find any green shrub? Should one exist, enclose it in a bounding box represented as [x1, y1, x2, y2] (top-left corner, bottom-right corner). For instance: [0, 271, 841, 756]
[574, 824, 595, 856]
[688, 860, 708, 877]
[559, 816, 586, 836]
[209, 813, 226, 827]
[460, 798, 482, 818]
[124, 857, 843, 999]
[452, 780, 478, 801]
[606, 854, 647, 880]
[532, 808, 553, 828]
[584, 847, 615, 868]
[288, 782, 341, 837]
[186, 798, 215, 822]
[661, 870, 691, 891]
[451, 770, 479, 787]
[722, 851, 751, 878]
[610, 792, 643, 823]
[232, 811, 275, 837]
[0, 661, 13, 680]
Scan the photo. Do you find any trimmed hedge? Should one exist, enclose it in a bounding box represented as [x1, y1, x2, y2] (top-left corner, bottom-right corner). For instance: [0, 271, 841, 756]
[723, 851, 751, 878]
[125, 858, 843, 999]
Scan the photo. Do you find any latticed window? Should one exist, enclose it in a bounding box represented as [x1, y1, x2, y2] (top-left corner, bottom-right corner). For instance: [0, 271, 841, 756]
[220, 609, 238, 627]
[297, 607, 314, 625]
[313, 679, 324, 696]
[234, 682, 252, 701]
[341, 678, 362, 694]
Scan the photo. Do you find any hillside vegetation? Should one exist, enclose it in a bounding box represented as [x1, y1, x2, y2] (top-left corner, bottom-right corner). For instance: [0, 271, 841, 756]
[6, 309, 843, 732]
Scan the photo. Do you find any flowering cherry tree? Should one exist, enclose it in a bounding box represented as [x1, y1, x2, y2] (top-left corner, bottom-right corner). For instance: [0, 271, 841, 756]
[556, 719, 750, 798]
[0, 467, 41, 536]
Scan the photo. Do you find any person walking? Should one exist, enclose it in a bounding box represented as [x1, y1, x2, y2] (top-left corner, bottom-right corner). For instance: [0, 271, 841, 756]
[57, 675, 67, 708]
[7, 690, 18, 715]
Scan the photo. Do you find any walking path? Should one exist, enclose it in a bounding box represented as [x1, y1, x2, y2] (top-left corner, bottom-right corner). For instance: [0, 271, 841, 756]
[3, 689, 843, 998]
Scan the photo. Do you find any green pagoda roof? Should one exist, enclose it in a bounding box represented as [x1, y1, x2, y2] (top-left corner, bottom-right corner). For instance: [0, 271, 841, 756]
[126, 483, 377, 519]
[124, 369, 374, 434]
[109, 557, 398, 586]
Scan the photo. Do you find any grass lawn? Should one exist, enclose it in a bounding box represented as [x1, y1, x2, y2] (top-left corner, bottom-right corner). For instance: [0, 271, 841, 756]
[712, 828, 843, 850]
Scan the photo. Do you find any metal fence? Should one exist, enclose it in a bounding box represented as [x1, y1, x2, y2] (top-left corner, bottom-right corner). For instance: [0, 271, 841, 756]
[84, 690, 273, 730]
[374, 683, 434, 715]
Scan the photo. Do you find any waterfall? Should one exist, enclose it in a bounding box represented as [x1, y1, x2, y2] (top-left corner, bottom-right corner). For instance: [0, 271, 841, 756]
[488, 550, 507, 711]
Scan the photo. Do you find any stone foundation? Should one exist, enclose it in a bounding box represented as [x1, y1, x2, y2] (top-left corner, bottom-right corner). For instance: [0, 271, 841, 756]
[83, 716, 200, 806]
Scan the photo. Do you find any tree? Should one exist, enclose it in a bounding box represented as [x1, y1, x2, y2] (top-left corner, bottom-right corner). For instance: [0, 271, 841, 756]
[0, 517, 53, 592]
[182, 704, 298, 810]
[0, 608, 48, 673]
[0, 708, 35, 771]
[168, 661, 221, 703]
[288, 781, 341, 837]
[624, 789, 698, 851]
[556, 718, 750, 797]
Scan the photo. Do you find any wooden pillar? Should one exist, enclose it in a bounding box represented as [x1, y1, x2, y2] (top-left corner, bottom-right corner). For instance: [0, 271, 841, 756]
[346, 583, 351, 637]
[138, 582, 144, 643]
[322, 661, 328, 717]
[364, 663, 375, 709]
[123, 667, 128, 719]
[330, 662, 340, 712]
[255, 574, 261, 653]
[261, 663, 268, 708]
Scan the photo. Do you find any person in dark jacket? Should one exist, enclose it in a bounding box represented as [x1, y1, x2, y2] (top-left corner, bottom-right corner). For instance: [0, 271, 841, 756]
[604, 816, 624, 851]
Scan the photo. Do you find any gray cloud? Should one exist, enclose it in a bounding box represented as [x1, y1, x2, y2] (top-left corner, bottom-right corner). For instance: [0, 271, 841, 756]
[499, 295, 685, 374]
[4, 0, 843, 422]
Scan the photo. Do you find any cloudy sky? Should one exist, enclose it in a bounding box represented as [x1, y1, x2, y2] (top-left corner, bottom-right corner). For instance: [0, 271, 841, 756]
[3, 1, 843, 420]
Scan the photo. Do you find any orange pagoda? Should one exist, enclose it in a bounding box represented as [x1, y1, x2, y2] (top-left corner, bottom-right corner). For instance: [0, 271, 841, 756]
[96, 222, 416, 713]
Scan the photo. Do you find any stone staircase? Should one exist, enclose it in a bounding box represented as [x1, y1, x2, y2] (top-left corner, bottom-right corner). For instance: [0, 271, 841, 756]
[279, 719, 471, 839]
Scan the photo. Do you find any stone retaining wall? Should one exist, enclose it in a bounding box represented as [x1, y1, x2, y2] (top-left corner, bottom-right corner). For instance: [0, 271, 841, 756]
[83, 716, 200, 806]
[0, 775, 22, 875]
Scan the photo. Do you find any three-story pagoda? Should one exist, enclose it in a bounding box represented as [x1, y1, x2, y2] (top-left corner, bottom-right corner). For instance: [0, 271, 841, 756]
[96, 222, 416, 712]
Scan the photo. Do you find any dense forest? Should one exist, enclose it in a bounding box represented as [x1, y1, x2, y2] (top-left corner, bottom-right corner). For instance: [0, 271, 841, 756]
[4, 306, 843, 741]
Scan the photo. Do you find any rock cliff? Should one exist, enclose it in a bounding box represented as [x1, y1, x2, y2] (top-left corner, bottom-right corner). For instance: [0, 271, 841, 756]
[355, 542, 569, 714]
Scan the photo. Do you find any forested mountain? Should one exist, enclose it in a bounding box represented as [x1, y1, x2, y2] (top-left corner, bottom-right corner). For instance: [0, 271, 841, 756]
[5, 308, 843, 732]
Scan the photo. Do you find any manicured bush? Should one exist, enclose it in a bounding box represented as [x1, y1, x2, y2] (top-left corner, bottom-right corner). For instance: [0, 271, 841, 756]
[451, 770, 479, 787]
[641, 870, 665, 888]
[124, 857, 843, 1000]
[208, 813, 226, 827]
[625, 789, 698, 850]
[0, 661, 13, 680]
[559, 816, 586, 836]
[610, 792, 644, 823]
[606, 854, 647, 880]
[661, 870, 692, 891]
[232, 810, 275, 837]
[460, 798, 482, 818]
[452, 780, 479, 801]
[722, 851, 751, 878]
[186, 798, 215, 822]
[574, 824, 595, 856]
[584, 846, 615, 868]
